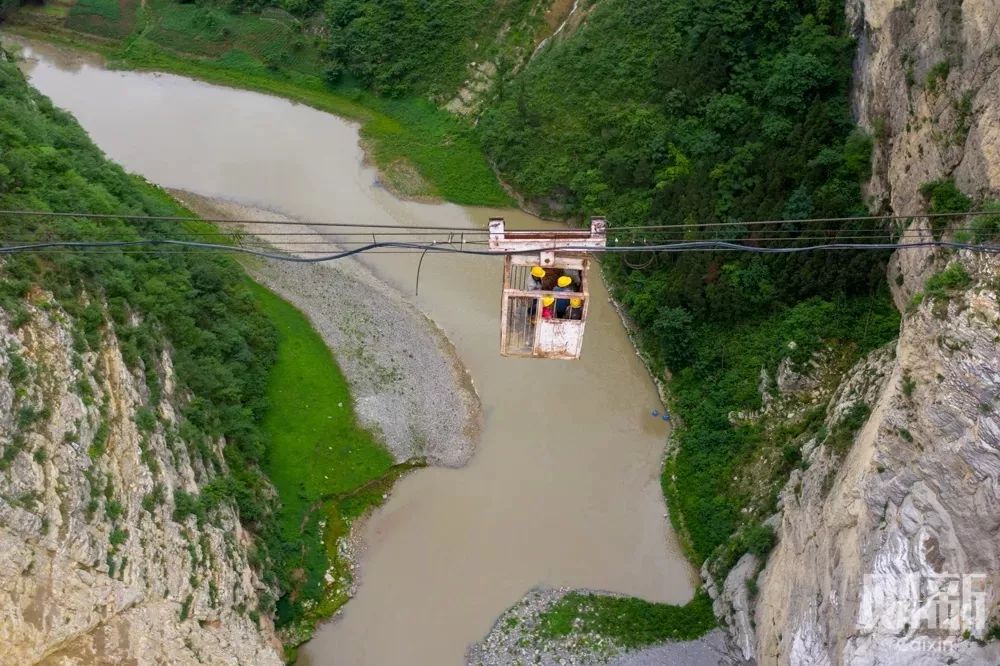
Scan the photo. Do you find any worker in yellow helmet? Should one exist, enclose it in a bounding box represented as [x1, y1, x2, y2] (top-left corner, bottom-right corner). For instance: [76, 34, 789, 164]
[526, 266, 545, 316]
[541, 296, 556, 319]
[554, 274, 574, 317]
[567, 297, 583, 320]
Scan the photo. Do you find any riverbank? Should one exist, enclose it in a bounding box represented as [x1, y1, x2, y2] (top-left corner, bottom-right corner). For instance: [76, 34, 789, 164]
[467, 587, 728, 666]
[0, 17, 511, 207]
[11, 36, 700, 664]
[175, 192, 482, 468]
[177, 193, 483, 655]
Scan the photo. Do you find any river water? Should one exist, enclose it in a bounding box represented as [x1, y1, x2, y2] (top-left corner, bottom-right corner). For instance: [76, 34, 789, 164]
[6, 37, 696, 665]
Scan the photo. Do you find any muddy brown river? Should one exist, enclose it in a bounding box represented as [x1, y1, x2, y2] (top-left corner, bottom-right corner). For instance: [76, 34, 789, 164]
[6, 37, 696, 665]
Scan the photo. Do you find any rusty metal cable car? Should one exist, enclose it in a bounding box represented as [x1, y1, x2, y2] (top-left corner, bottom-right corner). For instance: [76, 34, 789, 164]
[488, 217, 607, 360]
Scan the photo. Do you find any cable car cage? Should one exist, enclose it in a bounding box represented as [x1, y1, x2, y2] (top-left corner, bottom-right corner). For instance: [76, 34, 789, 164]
[488, 217, 607, 360]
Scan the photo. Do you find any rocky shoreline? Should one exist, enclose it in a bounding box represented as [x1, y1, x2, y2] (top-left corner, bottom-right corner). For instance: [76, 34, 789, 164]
[173, 191, 482, 468]
[466, 587, 735, 666]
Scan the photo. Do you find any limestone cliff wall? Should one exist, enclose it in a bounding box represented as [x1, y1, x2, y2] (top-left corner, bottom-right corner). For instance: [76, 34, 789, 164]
[751, 258, 1000, 664]
[850, 0, 1000, 305]
[0, 294, 282, 665]
[742, 1, 1000, 664]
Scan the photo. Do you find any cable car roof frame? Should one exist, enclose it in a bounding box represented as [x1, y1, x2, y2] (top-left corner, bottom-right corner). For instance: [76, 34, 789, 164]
[488, 217, 608, 254]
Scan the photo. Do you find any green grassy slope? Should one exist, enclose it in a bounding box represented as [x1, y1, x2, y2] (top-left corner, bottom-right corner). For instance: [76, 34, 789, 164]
[251, 280, 392, 536]
[248, 279, 396, 647]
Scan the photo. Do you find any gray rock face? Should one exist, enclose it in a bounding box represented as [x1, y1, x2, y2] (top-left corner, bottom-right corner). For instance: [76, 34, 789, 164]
[751, 262, 1000, 665]
[848, 0, 1000, 307]
[736, 2, 1000, 663]
[708, 554, 759, 662]
[776, 357, 820, 396]
[0, 297, 281, 665]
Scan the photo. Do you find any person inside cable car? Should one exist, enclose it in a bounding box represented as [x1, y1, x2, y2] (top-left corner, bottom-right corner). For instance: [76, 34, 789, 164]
[566, 298, 583, 320]
[540, 268, 564, 291]
[529, 266, 545, 290]
[528, 266, 545, 316]
[541, 296, 555, 319]
[554, 275, 574, 317]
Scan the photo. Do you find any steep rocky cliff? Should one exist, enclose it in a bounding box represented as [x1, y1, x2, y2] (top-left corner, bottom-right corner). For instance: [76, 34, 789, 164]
[851, 0, 1000, 304]
[0, 294, 282, 665]
[729, 1, 1000, 663]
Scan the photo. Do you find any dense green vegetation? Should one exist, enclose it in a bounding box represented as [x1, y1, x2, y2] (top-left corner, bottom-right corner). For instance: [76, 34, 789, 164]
[0, 53, 392, 647]
[481, 1, 873, 225]
[662, 296, 898, 563]
[323, 0, 543, 97]
[4, 0, 915, 645]
[538, 589, 717, 648]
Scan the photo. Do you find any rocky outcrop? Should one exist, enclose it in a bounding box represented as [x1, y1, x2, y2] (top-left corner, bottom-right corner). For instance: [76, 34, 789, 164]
[738, 3, 1000, 663]
[0, 295, 281, 665]
[849, 0, 1000, 305]
[751, 255, 1000, 665]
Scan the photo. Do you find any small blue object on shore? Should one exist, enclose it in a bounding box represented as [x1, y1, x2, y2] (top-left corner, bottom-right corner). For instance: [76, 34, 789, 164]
[651, 409, 659, 417]
[662, 413, 671, 421]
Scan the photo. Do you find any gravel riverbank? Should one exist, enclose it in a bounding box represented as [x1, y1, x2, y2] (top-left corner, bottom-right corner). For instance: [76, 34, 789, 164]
[174, 191, 481, 467]
[466, 588, 738, 666]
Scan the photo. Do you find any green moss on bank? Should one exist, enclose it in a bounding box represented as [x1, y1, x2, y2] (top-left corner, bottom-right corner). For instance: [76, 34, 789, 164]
[538, 589, 717, 649]
[247, 280, 398, 646]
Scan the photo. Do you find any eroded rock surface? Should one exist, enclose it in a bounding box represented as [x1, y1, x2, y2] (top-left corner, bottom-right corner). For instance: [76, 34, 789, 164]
[751, 255, 1000, 665]
[0, 297, 281, 665]
[850, 0, 1000, 305]
[720, 3, 1000, 662]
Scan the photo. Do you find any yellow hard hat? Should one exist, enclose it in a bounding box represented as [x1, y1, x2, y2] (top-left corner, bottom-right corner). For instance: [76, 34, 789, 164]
[570, 298, 583, 308]
[531, 266, 546, 279]
[557, 276, 572, 287]
[542, 296, 555, 307]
